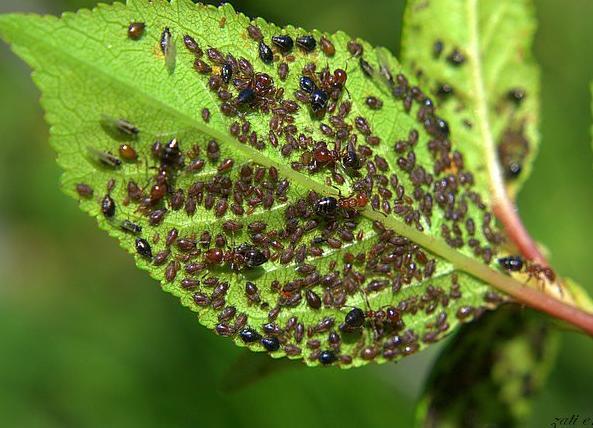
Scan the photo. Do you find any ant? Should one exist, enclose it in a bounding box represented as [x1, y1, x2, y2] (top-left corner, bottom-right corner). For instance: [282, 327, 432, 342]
[203, 243, 268, 272]
[314, 192, 369, 217]
[340, 288, 402, 340]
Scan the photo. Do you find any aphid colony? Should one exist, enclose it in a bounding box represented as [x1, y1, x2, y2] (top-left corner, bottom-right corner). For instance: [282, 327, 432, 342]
[74, 6, 511, 367]
[425, 39, 531, 183]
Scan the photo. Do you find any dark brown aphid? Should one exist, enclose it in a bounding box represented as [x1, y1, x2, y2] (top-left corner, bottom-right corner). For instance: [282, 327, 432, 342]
[135, 238, 152, 259]
[201, 108, 211, 123]
[127, 22, 145, 40]
[183, 35, 202, 56]
[119, 144, 137, 161]
[319, 36, 335, 56]
[101, 194, 116, 218]
[507, 88, 526, 105]
[447, 49, 466, 66]
[365, 96, 383, 110]
[194, 59, 212, 74]
[247, 24, 263, 41]
[498, 126, 529, 179]
[347, 40, 363, 57]
[75, 183, 94, 198]
[278, 62, 289, 81]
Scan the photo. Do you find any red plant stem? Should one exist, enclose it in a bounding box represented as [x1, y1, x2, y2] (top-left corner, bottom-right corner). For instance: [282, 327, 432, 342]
[492, 194, 547, 265]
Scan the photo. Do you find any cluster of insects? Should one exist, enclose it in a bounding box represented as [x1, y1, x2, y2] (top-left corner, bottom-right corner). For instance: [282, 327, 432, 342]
[71, 4, 512, 367]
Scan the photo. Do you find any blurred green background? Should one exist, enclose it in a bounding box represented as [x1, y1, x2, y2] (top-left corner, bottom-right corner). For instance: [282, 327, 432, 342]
[1, 0, 592, 427]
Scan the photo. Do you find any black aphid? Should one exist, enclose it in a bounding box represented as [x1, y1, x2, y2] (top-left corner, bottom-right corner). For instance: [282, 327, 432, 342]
[310, 89, 328, 113]
[344, 308, 365, 328]
[237, 88, 256, 105]
[299, 76, 316, 94]
[135, 238, 153, 259]
[318, 350, 337, 365]
[121, 220, 142, 235]
[239, 328, 262, 343]
[101, 194, 116, 218]
[261, 336, 280, 352]
[315, 196, 338, 217]
[271, 35, 294, 52]
[296, 35, 316, 52]
[259, 41, 273, 64]
[498, 256, 523, 272]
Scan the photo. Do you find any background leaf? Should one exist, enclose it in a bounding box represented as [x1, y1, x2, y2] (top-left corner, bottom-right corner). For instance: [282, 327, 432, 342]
[416, 304, 559, 428]
[401, 0, 540, 200]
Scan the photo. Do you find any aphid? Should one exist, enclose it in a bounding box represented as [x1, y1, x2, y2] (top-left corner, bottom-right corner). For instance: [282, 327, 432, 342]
[135, 238, 153, 259]
[201, 108, 211, 123]
[359, 58, 374, 77]
[194, 59, 212, 74]
[119, 144, 138, 161]
[75, 183, 94, 198]
[247, 24, 263, 41]
[261, 336, 280, 352]
[100, 116, 139, 138]
[319, 36, 335, 56]
[237, 88, 256, 105]
[161, 138, 182, 167]
[299, 76, 317, 94]
[507, 88, 526, 105]
[310, 89, 329, 113]
[342, 139, 361, 170]
[365, 96, 383, 110]
[221, 62, 233, 84]
[271, 35, 294, 52]
[240, 328, 262, 343]
[436, 83, 454, 98]
[206, 47, 225, 65]
[121, 220, 142, 235]
[278, 62, 289, 81]
[347, 40, 363, 57]
[296, 35, 316, 52]
[447, 49, 465, 66]
[101, 194, 116, 218]
[315, 196, 338, 217]
[344, 308, 365, 328]
[498, 256, 523, 272]
[127, 22, 145, 40]
[259, 41, 274, 64]
[238, 244, 268, 268]
[160, 27, 176, 72]
[498, 127, 529, 179]
[433, 39, 444, 58]
[318, 350, 337, 365]
[183, 35, 202, 56]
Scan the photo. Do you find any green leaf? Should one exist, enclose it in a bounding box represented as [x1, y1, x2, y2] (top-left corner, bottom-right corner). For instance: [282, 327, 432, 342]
[0, 0, 530, 368]
[416, 305, 559, 428]
[401, 0, 540, 200]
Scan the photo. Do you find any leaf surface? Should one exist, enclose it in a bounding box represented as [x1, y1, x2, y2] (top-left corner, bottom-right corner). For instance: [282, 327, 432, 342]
[0, 0, 519, 367]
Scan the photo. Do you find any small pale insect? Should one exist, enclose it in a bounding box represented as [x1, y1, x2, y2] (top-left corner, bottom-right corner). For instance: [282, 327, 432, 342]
[160, 27, 176, 73]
